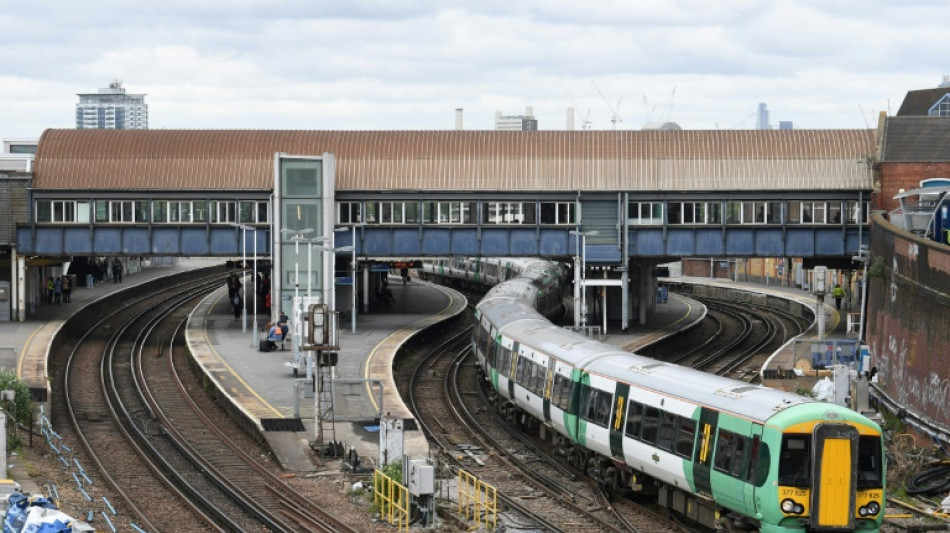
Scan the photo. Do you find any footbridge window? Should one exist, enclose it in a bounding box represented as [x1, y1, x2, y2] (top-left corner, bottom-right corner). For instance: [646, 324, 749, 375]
[539, 202, 576, 225]
[35, 200, 91, 223]
[666, 201, 722, 225]
[337, 201, 362, 224]
[422, 201, 476, 224]
[629, 202, 663, 225]
[93, 200, 149, 223]
[483, 201, 536, 224]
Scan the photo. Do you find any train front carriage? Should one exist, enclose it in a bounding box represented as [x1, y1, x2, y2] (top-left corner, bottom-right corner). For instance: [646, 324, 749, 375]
[757, 406, 885, 533]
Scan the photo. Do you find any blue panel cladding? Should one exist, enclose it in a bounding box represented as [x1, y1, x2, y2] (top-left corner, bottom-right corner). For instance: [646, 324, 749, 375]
[34, 227, 64, 255]
[180, 228, 209, 255]
[391, 228, 421, 255]
[64, 227, 92, 254]
[211, 228, 239, 255]
[754, 229, 785, 256]
[334, 228, 354, 248]
[421, 229, 450, 255]
[452, 229, 480, 256]
[666, 229, 695, 256]
[586, 244, 621, 263]
[151, 228, 180, 255]
[15, 227, 34, 254]
[539, 229, 569, 256]
[93, 228, 121, 254]
[479, 228, 510, 256]
[785, 228, 815, 256]
[725, 229, 755, 255]
[815, 228, 845, 256]
[365, 229, 394, 256]
[509, 229, 538, 256]
[632, 229, 665, 256]
[120, 227, 151, 255]
[844, 229, 868, 252]
[694, 228, 725, 256]
[252, 229, 269, 255]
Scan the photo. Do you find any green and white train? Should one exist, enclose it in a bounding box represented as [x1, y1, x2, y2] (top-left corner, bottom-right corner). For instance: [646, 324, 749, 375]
[465, 257, 885, 532]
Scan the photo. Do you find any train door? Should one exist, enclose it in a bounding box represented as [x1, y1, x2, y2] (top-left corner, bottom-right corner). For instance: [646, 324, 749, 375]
[811, 424, 858, 530]
[608, 382, 629, 459]
[542, 357, 556, 424]
[743, 425, 765, 517]
[692, 408, 718, 496]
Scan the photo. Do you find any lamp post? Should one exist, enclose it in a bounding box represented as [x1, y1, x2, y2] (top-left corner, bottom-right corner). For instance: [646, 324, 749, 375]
[231, 223, 255, 336]
[306, 237, 331, 301]
[280, 228, 314, 305]
[569, 229, 598, 329]
[853, 245, 870, 344]
[336, 223, 366, 333]
[313, 243, 354, 312]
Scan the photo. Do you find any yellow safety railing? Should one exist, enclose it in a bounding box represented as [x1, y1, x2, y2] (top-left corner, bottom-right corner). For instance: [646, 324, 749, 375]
[374, 469, 409, 531]
[458, 469, 497, 531]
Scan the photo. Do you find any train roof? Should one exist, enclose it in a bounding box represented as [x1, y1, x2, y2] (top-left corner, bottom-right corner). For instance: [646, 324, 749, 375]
[582, 354, 812, 423]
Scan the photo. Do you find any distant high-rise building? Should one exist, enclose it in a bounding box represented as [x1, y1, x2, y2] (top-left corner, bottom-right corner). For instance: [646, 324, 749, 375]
[755, 103, 770, 130]
[76, 80, 148, 130]
[778, 121, 794, 130]
[495, 106, 538, 131]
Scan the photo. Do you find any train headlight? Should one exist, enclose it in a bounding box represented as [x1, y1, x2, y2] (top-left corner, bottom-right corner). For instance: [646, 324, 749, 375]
[781, 499, 798, 513]
[866, 501, 881, 515]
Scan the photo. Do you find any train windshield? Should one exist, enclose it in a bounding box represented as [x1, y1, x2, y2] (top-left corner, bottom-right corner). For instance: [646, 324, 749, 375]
[857, 436, 884, 489]
[778, 434, 811, 487]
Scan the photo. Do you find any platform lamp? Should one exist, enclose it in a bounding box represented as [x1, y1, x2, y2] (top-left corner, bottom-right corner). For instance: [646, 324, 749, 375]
[280, 228, 314, 306]
[336, 223, 366, 333]
[305, 236, 331, 301]
[569, 229, 599, 329]
[230, 223, 256, 339]
[313, 243, 354, 314]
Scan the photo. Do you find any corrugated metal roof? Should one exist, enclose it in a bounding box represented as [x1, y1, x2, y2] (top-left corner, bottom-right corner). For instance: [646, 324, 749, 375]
[881, 116, 950, 162]
[33, 128, 876, 192]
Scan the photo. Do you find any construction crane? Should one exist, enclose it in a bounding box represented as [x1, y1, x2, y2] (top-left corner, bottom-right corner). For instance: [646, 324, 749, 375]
[561, 77, 592, 130]
[593, 80, 622, 129]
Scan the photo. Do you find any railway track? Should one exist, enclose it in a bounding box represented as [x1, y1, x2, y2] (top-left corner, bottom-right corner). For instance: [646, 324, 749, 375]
[55, 270, 357, 532]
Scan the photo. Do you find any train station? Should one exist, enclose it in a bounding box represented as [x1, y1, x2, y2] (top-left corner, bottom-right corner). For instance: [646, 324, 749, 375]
[0, 82, 949, 531]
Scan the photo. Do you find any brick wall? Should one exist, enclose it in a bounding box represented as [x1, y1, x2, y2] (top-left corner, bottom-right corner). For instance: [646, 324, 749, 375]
[866, 213, 950, 431]
[876, 161, 950, 212]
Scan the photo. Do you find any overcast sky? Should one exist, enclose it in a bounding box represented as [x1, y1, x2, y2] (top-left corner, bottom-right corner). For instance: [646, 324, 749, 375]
[2, 0, 947, 138]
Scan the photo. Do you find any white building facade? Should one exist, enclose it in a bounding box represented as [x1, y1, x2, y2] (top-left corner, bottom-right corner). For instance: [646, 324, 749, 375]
[76, 81, 148, 130]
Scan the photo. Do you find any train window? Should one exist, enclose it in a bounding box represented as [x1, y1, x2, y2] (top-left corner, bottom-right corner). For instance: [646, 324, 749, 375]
[551, 373, 572, 411]
[640, 407, 660, 444]
[778, 434, 811, 487]
[657, 412, 678, 451]
[582, 387, 612, 428]
[497, 345, 512, 377]
[624, 401, 644, 439]
[515, 357, 545, 396]
[676, 418, 696, 458]
[714, 430, 737, 474]
[857, 436, 883, 489]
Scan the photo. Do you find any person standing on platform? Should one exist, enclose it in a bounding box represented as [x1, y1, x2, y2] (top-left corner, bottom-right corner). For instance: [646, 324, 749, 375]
[231, 291, 243, 320]
[53, 277, 62, 305]
[832, 283, 844, 310]
[46, 277, 54, 304]
[62, 276, 71, 303]
[113, 259, 123, 283]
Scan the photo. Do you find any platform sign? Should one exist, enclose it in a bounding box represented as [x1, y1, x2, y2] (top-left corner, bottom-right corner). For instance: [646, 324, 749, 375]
[335, 276, 353, 286]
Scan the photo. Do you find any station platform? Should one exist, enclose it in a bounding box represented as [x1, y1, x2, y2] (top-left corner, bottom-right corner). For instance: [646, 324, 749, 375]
[185, 276, 467, 473]
[665, 277, 862, 391]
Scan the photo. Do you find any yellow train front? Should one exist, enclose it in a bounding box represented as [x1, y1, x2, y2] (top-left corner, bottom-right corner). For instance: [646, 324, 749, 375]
[754, 406, 885, 532]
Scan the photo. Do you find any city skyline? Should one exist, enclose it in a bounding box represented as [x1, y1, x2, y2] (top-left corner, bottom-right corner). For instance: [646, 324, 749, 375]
[1, 1, 947, 138]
